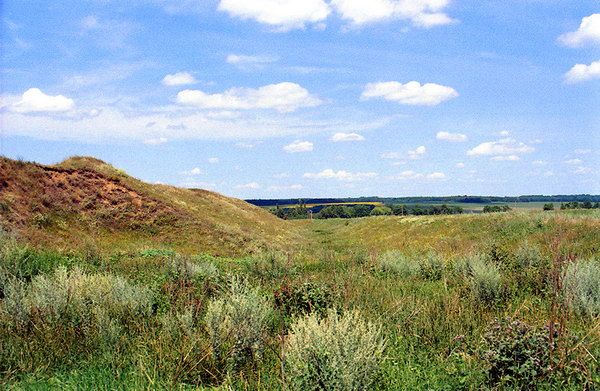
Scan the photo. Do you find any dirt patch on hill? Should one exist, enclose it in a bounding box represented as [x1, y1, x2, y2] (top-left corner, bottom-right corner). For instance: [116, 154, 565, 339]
[0, 158, 183, 232]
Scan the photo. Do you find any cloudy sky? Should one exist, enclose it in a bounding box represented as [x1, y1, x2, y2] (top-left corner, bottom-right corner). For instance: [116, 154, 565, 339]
[1, 1, 599, 198]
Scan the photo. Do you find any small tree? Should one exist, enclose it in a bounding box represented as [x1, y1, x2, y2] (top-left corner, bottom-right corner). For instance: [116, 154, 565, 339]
[543, 203, 554, 211]
[370, 206, 393, 216]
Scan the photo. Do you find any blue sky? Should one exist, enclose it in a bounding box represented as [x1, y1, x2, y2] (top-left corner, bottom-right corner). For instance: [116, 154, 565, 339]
[1, 0, 599, 198]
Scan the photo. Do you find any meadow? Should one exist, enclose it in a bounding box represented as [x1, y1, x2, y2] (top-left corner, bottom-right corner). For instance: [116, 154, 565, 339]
[1, 209, 598, 390]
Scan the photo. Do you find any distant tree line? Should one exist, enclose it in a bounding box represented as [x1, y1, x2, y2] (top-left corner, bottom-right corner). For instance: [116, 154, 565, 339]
[560, 201, 600, 210]
[482, 205, 512, 213]
[249, 194, 600, 208]
[272, 203, 463, 220]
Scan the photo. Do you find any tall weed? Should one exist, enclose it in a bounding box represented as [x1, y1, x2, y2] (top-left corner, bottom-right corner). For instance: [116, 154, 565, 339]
[284, 309, 385, 391]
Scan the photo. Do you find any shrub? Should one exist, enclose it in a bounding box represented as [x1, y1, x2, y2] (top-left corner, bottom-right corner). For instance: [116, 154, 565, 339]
[478, 317, 554, 388]
[284, 309, 385, 391]
[564, 259, 600, 316]
[204, 277, 273, 373]
[168, 256, 219, 283]
[510, 243, 548, 294]
[514, 243, 544, 269]
[375, 250, 419, 277]
[2, 267, 152, 333]
[370, 206, 393, 216]
[0, 233, 71, 281]
[418, 253, 444, 281]
[243, 252, 296, 281]
[274, 282, 334, 317]
[139, 248, 176, 258]
[457, 255, 502, 304]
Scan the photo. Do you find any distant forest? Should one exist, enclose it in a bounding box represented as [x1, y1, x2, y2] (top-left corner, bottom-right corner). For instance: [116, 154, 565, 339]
[247, 194, 600, 207]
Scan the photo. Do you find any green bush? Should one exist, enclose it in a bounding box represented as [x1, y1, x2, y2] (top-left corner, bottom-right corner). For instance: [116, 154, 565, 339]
[564, 259, 600, 316]
[457, 255, 502, 304]
[2, 266, 152, 333]
[139, 248, 176, 258]
[284, 309, 385, 391]
[510, 243, 548, 294]
[370, 206, 393, 216]
[168, 256, 219, 283]
[274, 282, 334, 317]
[375, 250, 419, 277]
[514, 242, 544, 269]
[478, 317, 553, 388]
[204, 277, 273, 373]
[418, 253, 444, 281]
[242, 252, 296, 281]
[0, 233, 72, 281]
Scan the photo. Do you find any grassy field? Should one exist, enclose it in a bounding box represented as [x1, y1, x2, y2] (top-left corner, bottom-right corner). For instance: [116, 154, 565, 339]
[1, 210, 598, 390]
[0, 158, 598, 390]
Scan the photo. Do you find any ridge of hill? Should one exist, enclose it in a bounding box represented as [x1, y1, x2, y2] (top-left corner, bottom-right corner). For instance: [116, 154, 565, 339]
[0, 156, 299, 255]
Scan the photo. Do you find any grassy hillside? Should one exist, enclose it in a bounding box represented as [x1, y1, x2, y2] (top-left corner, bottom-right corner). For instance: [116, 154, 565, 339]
[307, 210, 600, 257]
[0, 156, 300, 256]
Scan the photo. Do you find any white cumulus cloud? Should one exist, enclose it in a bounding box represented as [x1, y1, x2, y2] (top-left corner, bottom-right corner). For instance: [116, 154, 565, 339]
[362, 81, 458, 106]
[436, 131, 467, 142]
[408, 145, 426, 159]
[392, 170, 445, 180]
[226, 54, 276, 68]
[303, 169, 377, 181]
[331, 0, 454, 28]
[235, 182, 261, 189]
[183, 167, 202, 175]
[218, 0, 331, 31]
[426, 172, 446, 180]
[565, 60, 600, 83]
[10, 88, 74, 114]
[491, 155, 520, 161]
[143, 137, 168, 145]
[467, 138, 534, 157]
[268, 184, 303, 191]
[558, 14, 600, 47]
[330, 132, 365, 142]
[284, 140, 314, 153]
[565, 158, 583, 165]
[162, 72, 197, 86]
[177, 82, 321, 112]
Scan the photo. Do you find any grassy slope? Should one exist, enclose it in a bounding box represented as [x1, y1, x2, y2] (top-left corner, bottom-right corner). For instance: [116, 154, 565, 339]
[302, 210, 600, 257]
[0, 156, 300, 256]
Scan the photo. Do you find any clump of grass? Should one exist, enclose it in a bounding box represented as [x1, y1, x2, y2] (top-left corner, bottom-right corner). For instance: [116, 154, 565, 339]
[457, 255, 503, 304]
[0, 231, 72, 281]
[168, 255, 219, 283]
[274, 281, 335, 317]
[204, 277, 273, 374]
[242, 252, 296, 281]
[514, 242, 544, 269]
[564, 258, 600, 316]
[284, 309, 385, 391]
[509, 242, 548, 293]
[0, 266, 153, 374]
[418, 252, 445, 281]
[375, 250, 419, 277]
[2, 266, 152, 331]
